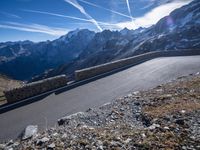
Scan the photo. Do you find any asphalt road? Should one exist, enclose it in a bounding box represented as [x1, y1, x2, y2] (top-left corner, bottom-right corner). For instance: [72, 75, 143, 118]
[0, 56, 200, 141]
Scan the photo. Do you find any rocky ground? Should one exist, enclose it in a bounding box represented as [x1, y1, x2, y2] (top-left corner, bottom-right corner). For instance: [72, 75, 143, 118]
[1, 72, 200, 150]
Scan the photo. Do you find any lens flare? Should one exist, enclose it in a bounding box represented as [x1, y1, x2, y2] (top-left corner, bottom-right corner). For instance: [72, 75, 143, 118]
[166, 16, 174, 31]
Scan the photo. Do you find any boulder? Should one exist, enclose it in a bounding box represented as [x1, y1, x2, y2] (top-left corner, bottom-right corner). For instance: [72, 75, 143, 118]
[22, 125, 38, 140]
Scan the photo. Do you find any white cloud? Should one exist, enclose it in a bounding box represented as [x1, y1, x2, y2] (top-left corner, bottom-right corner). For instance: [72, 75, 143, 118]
[117, 0, 192, 29]
[0, 22, 68, 36]
[64, 0, 103, 31]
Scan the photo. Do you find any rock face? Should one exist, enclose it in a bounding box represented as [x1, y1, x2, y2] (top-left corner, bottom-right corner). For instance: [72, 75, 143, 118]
[0, 0, 199, 81]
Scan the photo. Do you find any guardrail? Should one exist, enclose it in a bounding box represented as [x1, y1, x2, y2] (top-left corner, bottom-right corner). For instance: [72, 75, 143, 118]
[4, 75, 68, 103]
[75, 50, 200, 81]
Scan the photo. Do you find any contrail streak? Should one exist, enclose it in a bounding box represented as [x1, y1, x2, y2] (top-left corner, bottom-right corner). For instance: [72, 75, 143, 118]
[23, 9, 118, 28]
[23, 9, 92, 22]
[64, 0, 102, 31]
[125, 0, 134, 21]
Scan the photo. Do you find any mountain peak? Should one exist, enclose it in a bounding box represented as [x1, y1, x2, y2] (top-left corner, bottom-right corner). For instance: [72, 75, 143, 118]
[120, 27, 130, 35]
[56, 28, 95, 43]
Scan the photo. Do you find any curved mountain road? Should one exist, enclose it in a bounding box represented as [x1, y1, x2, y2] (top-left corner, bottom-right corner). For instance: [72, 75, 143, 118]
[0, 56, 200, 140]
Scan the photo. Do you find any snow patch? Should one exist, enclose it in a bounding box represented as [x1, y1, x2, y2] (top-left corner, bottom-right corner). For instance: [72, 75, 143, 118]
[116, 39, 129, 46]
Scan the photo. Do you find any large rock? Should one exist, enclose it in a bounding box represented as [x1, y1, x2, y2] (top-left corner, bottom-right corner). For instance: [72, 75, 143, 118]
[22, 125, 38, 140]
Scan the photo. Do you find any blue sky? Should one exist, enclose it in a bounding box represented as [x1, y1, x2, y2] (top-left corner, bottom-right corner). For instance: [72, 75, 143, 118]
[0, 0, 192, 42]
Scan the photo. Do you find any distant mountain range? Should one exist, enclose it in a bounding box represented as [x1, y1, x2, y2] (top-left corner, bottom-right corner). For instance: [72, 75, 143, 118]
[0, 0, 199, 81]
[0, 29, 95, 80]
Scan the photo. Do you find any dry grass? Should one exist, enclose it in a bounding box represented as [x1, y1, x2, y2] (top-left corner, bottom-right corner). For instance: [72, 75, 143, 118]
[143, 75, 200, 118]
[144, 99, 200, 118]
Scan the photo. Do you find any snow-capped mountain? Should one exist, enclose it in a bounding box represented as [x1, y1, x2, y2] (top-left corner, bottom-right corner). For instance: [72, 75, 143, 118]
[0, 0, 199, 81]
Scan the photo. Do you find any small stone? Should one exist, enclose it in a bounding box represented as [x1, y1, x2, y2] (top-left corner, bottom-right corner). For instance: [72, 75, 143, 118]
[182, 146, 187, 150]
[163, 94, 172, 99]
[57, 119, 66, 126]
[86, 108, 92, 112]
[156, 89, 163, 92]
[180, 110, 186, 114]
[36, 137, 49, 146]
[196, 145, 200, 149]
[52, 132, 59, 137]
[97, 145, 103, 150]
[95, 140, 103, 148]
[190, 136, 195, 140]
[148, 123, 160, 130]
[133, 91, 140, 95]
[124, 138, 132, 144]
[120, 108, 125, 111]
[127, 94, 132, 98]
[22, 125, 38, 140]
[0, 144, 6, 149]
[157, 85, 162, 88]
[47, 143, 55, 150]
[13, 142, 20, 147]
[81, 125, 88, 128]
[60, 142, 64, 146]
[135, 113, 141, 120]
[110, 141, 121, 147]
[71, 135, 77, 139]
[85, 145, 91, 149]
[163, 115, 171, 121]
[110, 119, 115, 122]
[134, 102, 140, 106]
[6, 140, 14, 146]
[141, 133, 146, 138]
[164, 126, 170, 130]
[141, 114, 152, 127]
[175, 119, 185, 125]
[103, 141, 109, 147]
[61, 133, 67, 139]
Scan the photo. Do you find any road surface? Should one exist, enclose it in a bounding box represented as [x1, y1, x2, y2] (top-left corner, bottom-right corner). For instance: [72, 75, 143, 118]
[0, 56, 200, 141]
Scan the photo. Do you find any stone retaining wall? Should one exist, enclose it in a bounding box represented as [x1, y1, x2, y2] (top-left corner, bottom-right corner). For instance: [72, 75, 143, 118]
[75, 50, 200, 81]
[4, 75, 68, 103]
